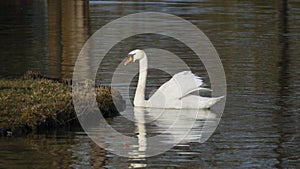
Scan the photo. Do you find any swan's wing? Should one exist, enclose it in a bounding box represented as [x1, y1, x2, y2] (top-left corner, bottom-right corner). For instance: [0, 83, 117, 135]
[180, 87, 212, 98]
[150, 71, 204, 100]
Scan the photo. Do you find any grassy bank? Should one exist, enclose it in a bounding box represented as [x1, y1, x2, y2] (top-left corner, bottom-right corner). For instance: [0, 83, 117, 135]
[0, 72, 125, 136]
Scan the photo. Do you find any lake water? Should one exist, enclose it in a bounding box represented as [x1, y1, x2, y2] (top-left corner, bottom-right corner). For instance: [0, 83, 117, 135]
[0, 0, 300, 168]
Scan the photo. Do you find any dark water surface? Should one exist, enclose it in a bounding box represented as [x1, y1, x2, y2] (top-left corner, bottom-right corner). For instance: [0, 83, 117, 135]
[0, 0, 300, 168]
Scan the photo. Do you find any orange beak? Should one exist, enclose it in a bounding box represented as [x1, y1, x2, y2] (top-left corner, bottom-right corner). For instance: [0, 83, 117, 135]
[124, 56, 133, 65]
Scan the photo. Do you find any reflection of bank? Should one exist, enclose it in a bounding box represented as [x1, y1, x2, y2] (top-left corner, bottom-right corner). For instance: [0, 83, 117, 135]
[47, 0, 89, 79]
[88, 106, 219, 159]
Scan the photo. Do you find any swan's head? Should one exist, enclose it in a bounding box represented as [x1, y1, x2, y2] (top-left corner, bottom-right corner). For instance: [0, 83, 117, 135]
[124, 49, 145, 65]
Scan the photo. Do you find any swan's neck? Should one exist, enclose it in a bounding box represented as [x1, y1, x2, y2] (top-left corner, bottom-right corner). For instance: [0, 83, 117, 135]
[134, 55, 148, 107]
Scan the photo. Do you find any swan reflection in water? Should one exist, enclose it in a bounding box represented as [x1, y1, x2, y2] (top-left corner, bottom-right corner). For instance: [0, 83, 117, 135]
[88, 107, 219, 168]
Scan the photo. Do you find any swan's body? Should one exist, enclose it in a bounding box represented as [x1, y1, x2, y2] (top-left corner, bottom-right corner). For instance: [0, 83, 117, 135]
[124, 49, 222, 109]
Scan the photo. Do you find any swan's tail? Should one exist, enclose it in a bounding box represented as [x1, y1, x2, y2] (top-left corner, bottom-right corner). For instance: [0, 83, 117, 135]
[205, 96, 224, 108]
[181, 95, 224, 109]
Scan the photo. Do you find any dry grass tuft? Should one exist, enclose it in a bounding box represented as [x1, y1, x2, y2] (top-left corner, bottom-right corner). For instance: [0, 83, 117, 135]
[0, 72, 125, 135]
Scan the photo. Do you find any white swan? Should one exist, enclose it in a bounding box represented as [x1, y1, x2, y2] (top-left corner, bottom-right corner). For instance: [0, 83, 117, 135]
[124, 49, 223, 109]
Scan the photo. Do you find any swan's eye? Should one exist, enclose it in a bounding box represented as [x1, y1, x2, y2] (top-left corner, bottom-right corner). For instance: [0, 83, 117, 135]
[128, 53, 135, 57]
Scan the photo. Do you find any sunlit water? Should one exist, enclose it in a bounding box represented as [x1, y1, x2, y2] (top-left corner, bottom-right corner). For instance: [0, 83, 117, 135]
[0, 0, 300, 168]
